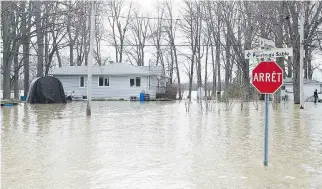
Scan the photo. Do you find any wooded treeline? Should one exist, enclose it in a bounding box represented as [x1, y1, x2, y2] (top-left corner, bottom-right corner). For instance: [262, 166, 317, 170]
[1, 1, 322, 103]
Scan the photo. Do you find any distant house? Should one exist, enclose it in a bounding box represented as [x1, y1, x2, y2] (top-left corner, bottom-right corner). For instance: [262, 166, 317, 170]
[49, 63, 169, 100]
[281, 78, 322, 101]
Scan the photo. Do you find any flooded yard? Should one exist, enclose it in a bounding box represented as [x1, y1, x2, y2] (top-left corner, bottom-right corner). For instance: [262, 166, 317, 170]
[1, 100, 322, 189]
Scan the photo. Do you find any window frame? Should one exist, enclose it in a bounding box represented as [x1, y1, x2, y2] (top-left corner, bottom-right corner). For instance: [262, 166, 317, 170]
[79, 76, 85, 88]
[135, 77, 141, 87]
[98, 76, 109, 87]
[130, 76, 141, 87]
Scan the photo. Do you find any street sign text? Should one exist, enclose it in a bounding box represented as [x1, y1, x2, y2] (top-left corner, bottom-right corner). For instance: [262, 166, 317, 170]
[245, 48, 293, 59]
[251, 61, 283, 94]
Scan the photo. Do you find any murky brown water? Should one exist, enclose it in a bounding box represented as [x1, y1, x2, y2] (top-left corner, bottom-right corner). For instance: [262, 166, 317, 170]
[1, 100, 322, 189]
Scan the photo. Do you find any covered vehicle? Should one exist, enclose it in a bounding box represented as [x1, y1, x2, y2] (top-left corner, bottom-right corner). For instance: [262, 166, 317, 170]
[26, 76, 67, 104]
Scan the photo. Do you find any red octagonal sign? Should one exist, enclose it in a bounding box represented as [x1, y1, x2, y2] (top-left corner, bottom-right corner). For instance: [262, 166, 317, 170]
[251, 61, 283, 94]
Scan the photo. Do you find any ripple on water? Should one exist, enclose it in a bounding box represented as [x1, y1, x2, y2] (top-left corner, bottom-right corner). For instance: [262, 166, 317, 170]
[1, 101, 322, 189]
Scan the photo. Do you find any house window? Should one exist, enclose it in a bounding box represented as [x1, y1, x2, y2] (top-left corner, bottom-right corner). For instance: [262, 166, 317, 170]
[130, 78, 135, 87]
[136, 77, 141, 86]
[130, 77, 141, 87]
[80, 76, 85, 88]
[98, 76, 109, 86]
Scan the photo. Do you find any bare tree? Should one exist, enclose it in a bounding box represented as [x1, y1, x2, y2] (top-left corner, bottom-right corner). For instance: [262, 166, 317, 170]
[164, 1, 182, 99]
[285, 1, 301, 104]
[222, 1, 259, 103]
[106, 0, 132, 63]
[12, 3, 20, 100]
[34, 1, 44, 77]
[214, 3, 222, 98]
[148, 2, 165, 68]
[22, 1, 32, 96]
[202, 1, 217, 98]
[303, 1, 322, 79]
[126, 10, 150, 66]
[66, 1, 79, 66]
[44, 2, 69, 75]
[180, 0, 202, 100]
[93, 1, 106, 66]
[1, 2, 19, 99]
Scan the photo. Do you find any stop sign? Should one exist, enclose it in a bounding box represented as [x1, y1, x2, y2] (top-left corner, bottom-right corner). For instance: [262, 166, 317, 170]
[251, 61, 283, 94]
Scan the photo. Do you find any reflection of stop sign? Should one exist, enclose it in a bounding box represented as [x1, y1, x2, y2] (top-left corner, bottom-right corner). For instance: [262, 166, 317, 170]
[251, 61, 283, 94]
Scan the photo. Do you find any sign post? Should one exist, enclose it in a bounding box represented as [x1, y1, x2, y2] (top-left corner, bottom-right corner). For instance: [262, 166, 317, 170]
[264, 93, 269, 165]
[251, 61, 283, 166]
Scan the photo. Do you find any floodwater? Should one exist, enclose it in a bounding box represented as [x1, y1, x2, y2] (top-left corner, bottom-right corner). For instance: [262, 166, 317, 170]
[1, 100, 322, 189]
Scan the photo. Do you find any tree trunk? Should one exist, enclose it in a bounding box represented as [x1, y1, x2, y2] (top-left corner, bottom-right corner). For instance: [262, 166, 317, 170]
[308, 48, 313, 79]
[188, 42, 196, 99]
[23, 1, 31, 96]
[243, 12, 252, 102]
[293, 46, 300, 104]
[289, 7, 300, 104]
[211, 44, 216, 97]
[84, 6, 91, 66]
[304, 46, 308, 79]
[13, 55, 19, 100]
[120, 39, 124, 63]
[12, 3, 19, 100]
[67, 1, 74, 66]
[197, 8, 202, 90]
[51, 29, 62, 67]
[35, 1, 44, 77]
[287, 57, 292, 78]
[44, 24, 49, 75]
[274, 2, 285, 104]
[2, 2, 12, 99]
[216, 35, 221, 98]
[12, 5, 19, 100]
[225, 34, 231, 90]
[204, 38, 210, 98]
[169, 46, 174, 85]
[69, 42, 74, 66]
[173, 44, 182, 99]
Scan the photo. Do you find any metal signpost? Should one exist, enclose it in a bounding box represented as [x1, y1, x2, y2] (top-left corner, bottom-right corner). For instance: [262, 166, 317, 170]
[251, 61, 283, 166]
[246, 37, 292, 166]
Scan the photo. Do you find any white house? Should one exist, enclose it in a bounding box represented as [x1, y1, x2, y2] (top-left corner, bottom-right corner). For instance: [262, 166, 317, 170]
[281, 78, 322, 101]
[49, 63, 169, 100]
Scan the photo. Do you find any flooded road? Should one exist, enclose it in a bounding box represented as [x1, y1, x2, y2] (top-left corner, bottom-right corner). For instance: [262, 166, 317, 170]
[1, 100, 322, 189]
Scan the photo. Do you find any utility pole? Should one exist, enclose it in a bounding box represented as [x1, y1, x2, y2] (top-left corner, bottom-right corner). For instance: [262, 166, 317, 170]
[299, 8, 304, 109]
[86, 1, 95, 116]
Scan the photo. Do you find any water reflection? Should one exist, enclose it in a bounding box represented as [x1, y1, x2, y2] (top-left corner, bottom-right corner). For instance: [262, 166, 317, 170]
[23, 104, 30, 133]
[1, 101, 322, 188]
[1, 107, 11, 133]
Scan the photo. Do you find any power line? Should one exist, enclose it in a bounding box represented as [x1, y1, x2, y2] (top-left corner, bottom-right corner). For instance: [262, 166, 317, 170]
[0, 41, 293, 47]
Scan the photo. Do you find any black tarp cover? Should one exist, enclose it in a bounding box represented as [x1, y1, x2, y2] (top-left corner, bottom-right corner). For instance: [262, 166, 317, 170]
[26, 76, 67, 104]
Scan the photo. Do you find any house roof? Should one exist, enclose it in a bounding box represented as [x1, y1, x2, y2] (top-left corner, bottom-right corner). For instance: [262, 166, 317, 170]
[283, 78, 322, 84]
[49, 63, 153, 76]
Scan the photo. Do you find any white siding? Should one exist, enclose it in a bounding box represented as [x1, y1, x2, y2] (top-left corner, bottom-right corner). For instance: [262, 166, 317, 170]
[55, 75, 157, 100]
